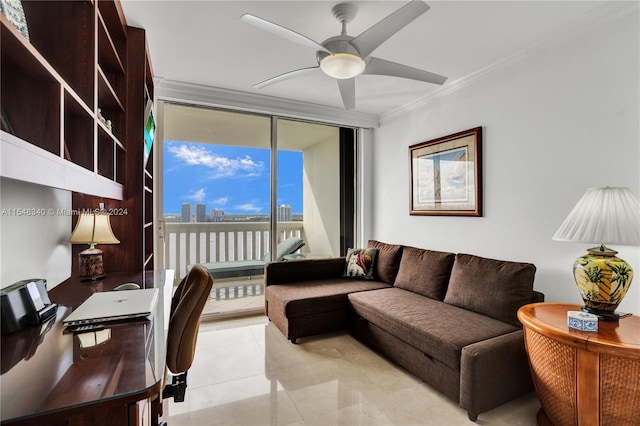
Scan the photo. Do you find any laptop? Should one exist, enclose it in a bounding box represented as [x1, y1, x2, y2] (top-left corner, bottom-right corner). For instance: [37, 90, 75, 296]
[63, 288, 159, 327]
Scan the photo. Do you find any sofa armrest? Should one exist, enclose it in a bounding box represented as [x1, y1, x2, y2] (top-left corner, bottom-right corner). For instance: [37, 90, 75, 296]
[459, 330, 534, 419]
[531, 290, 545, 303]
[265, 257, 346, 285]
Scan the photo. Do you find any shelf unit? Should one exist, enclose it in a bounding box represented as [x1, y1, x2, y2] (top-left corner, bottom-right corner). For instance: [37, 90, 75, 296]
[1, 0, 154, 275]
[143, 44, 155, 271]
[72, 25, 155, 274]
[0, 2, 128, 195]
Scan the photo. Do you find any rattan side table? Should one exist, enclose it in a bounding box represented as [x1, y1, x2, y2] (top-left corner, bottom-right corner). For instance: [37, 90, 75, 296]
[518, 303, 640, 426]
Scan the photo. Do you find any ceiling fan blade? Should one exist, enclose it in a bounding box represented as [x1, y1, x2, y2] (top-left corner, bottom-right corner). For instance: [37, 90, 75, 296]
[241, 14, 333, 55]
[337, 78, 356, 110]
[254, 66, 320, 89]
[352, 0, 430, 58]
[363, 57, 447, 85]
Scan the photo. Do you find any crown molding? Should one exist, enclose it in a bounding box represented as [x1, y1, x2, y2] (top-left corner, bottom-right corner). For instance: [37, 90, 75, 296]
[155, 79, 379, 129]
[380, 1, 639, 123]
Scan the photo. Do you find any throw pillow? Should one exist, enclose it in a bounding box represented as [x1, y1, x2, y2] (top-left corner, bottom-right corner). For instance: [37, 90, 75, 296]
[344, 248, 378, 280]
[367, 240, 404, 284]
[394, 246, 456, 300]
[443, 253, 536, 326]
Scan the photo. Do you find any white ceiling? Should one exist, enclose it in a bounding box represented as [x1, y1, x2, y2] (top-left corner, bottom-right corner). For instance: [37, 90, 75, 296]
[164, 102, 339, 150]
[121, 1, 608, 117]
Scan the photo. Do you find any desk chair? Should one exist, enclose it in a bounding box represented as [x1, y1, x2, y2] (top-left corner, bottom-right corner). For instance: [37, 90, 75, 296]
[162, 264, 213, 403]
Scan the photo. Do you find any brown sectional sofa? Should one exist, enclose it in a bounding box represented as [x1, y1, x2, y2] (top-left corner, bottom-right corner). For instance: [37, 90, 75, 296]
[264, 240, 544, 422]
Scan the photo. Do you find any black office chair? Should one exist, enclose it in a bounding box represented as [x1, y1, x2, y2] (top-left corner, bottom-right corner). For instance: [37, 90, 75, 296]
[162, 264, 213, 403]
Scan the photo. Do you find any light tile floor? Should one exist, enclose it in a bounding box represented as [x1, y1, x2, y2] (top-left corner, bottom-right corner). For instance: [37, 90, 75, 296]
[201, 277, 265, 319]
[163, 315, 540, 426]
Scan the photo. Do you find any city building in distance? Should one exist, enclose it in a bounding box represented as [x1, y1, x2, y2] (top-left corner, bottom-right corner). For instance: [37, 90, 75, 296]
[181, 203, 191, 222]
[277, 204, 292, 222]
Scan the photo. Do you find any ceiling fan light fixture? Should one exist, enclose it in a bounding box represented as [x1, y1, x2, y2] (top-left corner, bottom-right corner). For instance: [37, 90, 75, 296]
[320, 53, 365, 79]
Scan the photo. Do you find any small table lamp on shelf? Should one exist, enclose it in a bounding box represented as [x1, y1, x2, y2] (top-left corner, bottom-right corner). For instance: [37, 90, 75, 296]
[69, 211, 120, 281]
[553, 187, 640, 321]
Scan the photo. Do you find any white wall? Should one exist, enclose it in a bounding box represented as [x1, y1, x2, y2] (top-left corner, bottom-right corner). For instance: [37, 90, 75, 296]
[0, 178, 72, 290]
[302, 133, 341, 256]
[369, 8, 640, 313]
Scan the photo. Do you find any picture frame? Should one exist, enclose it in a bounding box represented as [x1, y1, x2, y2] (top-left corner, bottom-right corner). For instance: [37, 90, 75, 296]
[0, 0, 29, 41]
[409, 127, 482, 216]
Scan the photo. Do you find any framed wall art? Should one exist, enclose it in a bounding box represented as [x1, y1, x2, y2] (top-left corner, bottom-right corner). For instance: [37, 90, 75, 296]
[409, 127, 482, 216]
[0, 0, 29, 41]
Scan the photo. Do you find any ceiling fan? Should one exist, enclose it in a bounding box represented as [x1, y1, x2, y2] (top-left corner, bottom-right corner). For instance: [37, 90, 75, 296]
[240, 0, 447, 110]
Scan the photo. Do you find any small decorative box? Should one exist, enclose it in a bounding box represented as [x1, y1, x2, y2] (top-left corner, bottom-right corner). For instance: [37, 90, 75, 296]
[567, 311, 598, 331]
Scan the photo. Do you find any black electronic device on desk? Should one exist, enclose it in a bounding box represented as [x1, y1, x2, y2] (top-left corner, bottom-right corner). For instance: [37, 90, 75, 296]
[0, 279, 58, 335]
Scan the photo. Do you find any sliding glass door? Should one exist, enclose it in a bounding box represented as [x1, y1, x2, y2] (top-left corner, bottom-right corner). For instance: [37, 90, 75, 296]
[157, 102, 354, 318]
[276, 118, 344, 259]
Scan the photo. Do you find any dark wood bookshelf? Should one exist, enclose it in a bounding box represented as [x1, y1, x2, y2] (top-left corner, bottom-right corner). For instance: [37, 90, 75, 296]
[72, 25, 155, 275]
[0, 0, 154, 275]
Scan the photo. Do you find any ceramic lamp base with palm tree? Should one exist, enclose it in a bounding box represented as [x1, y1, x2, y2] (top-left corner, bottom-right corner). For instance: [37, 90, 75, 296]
[553, 187, 640, 322]
[574, 244, 634, 321]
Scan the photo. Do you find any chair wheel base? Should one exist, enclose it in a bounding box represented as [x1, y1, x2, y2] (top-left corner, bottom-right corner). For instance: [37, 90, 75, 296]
[163, 372, 188, 402]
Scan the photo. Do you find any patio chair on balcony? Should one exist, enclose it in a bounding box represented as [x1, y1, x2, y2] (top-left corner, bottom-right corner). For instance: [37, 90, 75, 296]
[199, 237, 305, 279]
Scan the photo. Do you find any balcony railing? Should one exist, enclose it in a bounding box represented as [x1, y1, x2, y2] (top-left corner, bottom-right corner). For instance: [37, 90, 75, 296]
[164, 221, 304, 281]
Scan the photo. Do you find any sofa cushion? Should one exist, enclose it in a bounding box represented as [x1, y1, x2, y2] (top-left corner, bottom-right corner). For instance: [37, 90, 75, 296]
[266, 279, 390, 319]
[344, 248, 378, 279]
[367, 240, 404, 285]
[443, 254, 536, 327]
[348, 287, 519, 371]
[393, 246, 455, 300]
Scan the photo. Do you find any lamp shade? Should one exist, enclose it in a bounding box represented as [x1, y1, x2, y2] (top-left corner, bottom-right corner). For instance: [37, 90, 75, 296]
[69, 213, 120, 246]
[320, 53, 366, 79]
[552, 187, 640, 246]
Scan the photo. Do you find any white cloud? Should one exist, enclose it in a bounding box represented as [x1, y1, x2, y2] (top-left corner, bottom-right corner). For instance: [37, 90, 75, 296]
[168, 144, 264, 179]
[185, 188, 206, 202]
[235, 203, 262, 213]
[212, 197, 229, 206]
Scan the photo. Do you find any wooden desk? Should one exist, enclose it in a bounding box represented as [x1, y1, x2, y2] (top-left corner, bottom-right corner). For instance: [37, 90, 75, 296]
[1, 270, 174, 426]
[518, 303, 640, 426]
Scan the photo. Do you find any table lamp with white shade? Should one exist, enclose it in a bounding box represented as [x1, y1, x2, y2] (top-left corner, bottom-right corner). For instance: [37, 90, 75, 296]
[69, 211, 120, 280]
[552, 187, 640, 320]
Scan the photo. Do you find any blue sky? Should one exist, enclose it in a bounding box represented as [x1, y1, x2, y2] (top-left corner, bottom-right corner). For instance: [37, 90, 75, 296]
[164, 141, 303, 214]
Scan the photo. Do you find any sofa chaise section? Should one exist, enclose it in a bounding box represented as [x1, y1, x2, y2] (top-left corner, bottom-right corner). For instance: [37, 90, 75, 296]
[265, 258, 390, 343]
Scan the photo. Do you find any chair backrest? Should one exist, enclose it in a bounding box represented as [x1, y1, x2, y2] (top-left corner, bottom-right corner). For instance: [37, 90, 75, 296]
[166, 264, 213, 374]
[262, 237, 305, 262]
